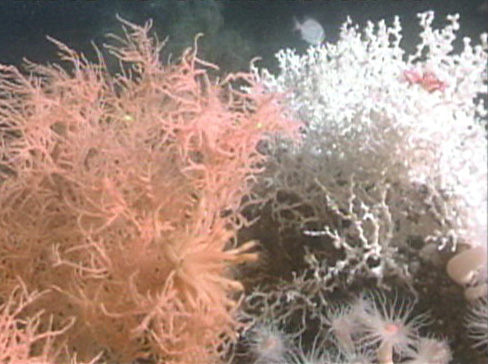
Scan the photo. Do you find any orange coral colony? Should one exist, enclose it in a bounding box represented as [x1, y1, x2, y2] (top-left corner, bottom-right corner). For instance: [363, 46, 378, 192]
[0, 17, 297, 363]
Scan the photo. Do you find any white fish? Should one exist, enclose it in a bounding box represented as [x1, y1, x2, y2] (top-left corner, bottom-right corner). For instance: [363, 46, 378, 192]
[478, 0, 488, 14]
[293, 17, 325, 45]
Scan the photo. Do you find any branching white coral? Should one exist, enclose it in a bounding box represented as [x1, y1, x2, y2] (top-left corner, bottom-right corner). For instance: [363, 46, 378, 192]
[254, 11, 487, 285]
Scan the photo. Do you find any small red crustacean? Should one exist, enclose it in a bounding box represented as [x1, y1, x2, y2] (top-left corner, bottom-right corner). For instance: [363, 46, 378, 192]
[403, 68, 448, 92]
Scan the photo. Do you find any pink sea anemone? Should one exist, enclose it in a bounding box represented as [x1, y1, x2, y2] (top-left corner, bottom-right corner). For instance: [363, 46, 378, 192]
[242, 322, 290, 364]
[353, 290, 430, 364]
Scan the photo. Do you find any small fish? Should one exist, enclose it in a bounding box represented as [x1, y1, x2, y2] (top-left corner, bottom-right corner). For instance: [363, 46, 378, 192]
[478, 1, 488, 14]
[293, 16, 325, 45]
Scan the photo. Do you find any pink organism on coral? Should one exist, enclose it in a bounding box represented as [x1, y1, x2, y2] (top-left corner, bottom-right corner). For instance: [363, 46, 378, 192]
[403, 68, 447, 92]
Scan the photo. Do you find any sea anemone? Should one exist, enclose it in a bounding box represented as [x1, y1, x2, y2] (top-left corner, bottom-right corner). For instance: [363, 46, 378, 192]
[286, 335, 333, 364]
[322, 301, 360, 354]
[242, 322, 290, 364]
[402, 337, 452, 364]
[353, 290, 430, 364]
[465, 295, 488, 354]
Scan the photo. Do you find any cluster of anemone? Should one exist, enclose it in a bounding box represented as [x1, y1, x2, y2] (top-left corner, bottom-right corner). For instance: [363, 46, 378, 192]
[240, 290, 453, 364]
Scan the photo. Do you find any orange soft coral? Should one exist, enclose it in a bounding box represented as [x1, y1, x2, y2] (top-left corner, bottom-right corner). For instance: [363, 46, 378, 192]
[0, 17, 298, 363]
[0, 281, 76, 364]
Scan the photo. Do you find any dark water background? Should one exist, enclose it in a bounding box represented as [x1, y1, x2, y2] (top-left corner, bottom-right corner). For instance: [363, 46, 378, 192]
[1, 0, 486, 73]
